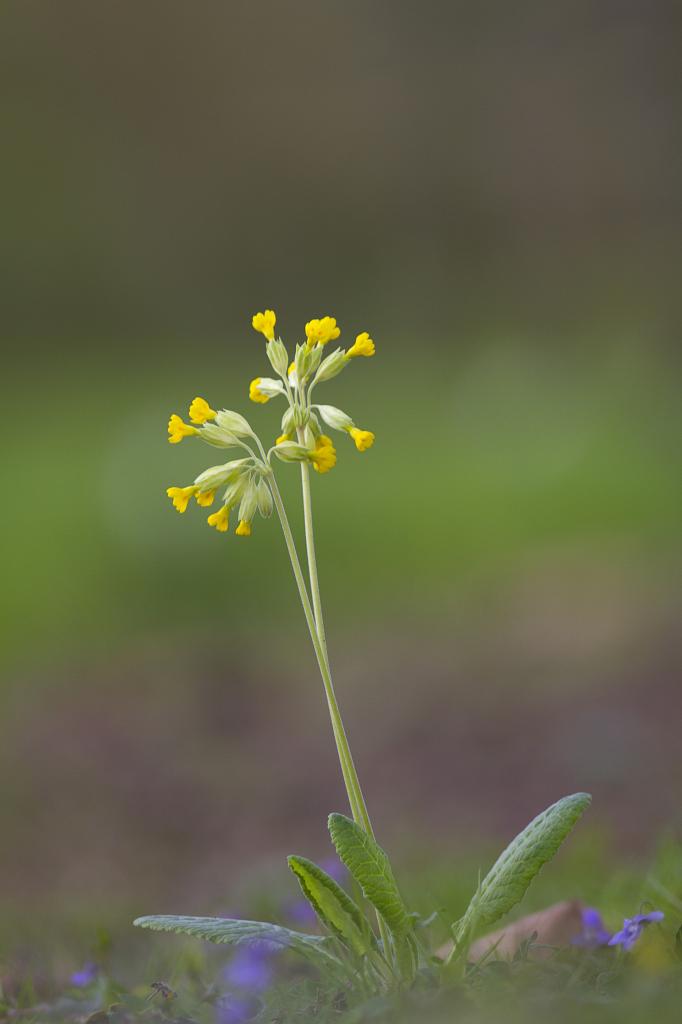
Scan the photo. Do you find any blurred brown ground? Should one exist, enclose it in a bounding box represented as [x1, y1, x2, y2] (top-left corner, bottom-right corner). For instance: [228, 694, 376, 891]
[3, 564, 680, 930]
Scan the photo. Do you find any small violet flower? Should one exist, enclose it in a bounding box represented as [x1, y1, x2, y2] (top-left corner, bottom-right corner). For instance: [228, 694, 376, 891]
[608, 911, 664, 952]
[287, 897, 318, 925]
[223, 942, 277, 992]
[572, 907, 612, 948]
[69, 962, 99, 987]
[319, 856, 347, 884]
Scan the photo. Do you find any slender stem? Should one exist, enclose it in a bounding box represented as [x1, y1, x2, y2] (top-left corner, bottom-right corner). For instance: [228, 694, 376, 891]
[267, 458, 393, 963]
[291, 454, 393, 961]
[299, 456, 327, 648]
[267, 473, 362, 824]
[294, 431, 373, 836]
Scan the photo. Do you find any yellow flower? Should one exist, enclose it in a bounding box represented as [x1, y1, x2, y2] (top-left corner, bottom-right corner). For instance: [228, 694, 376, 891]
[236, 520, 252, 537]
[346, 332, 375, 358]
[311, 434, 337, 473]
[166, 485, 196, 513]
[349, 427, 375, 452]
[188, 396, 217, 424]
[168, 414, 199, 444]
[207, 506, 230, 533]
[305, 316, 341, 347]
[275, 433, 290, 445]
[195, 489, 216, 507]
[252, 309, 276, 341]
[249, 378, 270, 404]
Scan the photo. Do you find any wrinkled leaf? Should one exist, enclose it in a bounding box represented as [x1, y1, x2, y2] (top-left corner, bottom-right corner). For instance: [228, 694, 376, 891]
[328, 814, 416, 980]
[288, 855, 375, 956]
[451, 793, 591, 954]
[133, 915, 338, 970]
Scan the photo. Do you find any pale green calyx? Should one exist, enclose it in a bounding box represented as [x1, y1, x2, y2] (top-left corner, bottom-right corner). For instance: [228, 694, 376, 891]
[238, 478, 259, 523]
[253, 377, 286, 399]
[215, 409, 255, 437]
[199, 422, 241, 448]
[315, 404, 354, 432]
[301, 423, 319, 447]
[280, 407, 296, 436]
[294, 342, 323, 386]
[194, 459, 250, 491]
[256, 478, 273, 517]
[314, 348, 348, 384]
[222, 475, 247, 509]
[271, 441, 310, 463]
[266, 338, 289, 377]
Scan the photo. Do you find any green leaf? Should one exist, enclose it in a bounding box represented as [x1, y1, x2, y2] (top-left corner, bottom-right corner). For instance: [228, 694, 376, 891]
[133, 916, 338, 971]
[288, 855, 375, 956]
[328, 814, 416, 979]
[452, 792, 591, 952]
[328, 815, 411, 940]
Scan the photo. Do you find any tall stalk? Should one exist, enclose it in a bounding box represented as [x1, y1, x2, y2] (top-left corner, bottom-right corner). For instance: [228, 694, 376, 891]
[267, 473, 362, 821]
[268, 468, 393, 960]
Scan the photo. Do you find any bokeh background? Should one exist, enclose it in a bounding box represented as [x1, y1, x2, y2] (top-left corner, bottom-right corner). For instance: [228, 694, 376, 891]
[2, 0, 681, 971]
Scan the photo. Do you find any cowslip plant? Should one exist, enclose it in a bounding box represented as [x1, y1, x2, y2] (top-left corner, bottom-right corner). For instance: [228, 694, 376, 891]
[134, 309, 591, 992]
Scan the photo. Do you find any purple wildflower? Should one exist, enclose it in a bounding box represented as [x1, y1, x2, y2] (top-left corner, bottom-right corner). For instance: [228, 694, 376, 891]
[287, 897, 318, 925]
[608, 910, 664, 952]
[319, 856, 347, 884]
[223, 942, 277, 992]
[69, 962, 99, 987]
[572, 907, 612, 948]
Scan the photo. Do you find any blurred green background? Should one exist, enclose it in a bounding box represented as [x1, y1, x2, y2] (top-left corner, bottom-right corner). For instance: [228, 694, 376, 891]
[1, 0, 681, 966]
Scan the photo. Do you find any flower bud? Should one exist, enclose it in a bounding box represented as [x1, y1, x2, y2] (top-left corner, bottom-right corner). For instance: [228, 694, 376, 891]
[222, 475, 247, 508]
[199, 422, 240, 448]
[271, 441, 309, 463]
[314, 348, 348, 383]
[266, 338, 289, 377]
[256, 478, 273, 518]
[315, 404, 354, 432]
[280, 407, 295, 436]
[302, 424, 317, 448]
[215, 409, 255, 438]
[193, 459, 249, 491]
[307, 343, 324, 374]
[238, 479, 259, 523]
[294, 342, 312, 382]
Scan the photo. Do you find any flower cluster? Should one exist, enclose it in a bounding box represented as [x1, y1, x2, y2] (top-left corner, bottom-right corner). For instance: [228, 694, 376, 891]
[572, 906, 664, 952]
[166, 309, 376, 536]
[250, 308, 375, 466]
[166, 400, 272, 537]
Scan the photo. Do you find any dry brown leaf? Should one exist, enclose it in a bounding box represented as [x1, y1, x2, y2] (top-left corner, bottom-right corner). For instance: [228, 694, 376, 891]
[437, 900, 584, 962]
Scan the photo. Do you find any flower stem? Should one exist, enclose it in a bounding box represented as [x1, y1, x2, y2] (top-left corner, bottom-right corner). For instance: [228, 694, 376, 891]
[298, 458, 326, 648]
[295, 445, 374, 838]
[293, 454, 395, 964]
[268, 474, 363, 823]
[268, 465, 392, 963]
